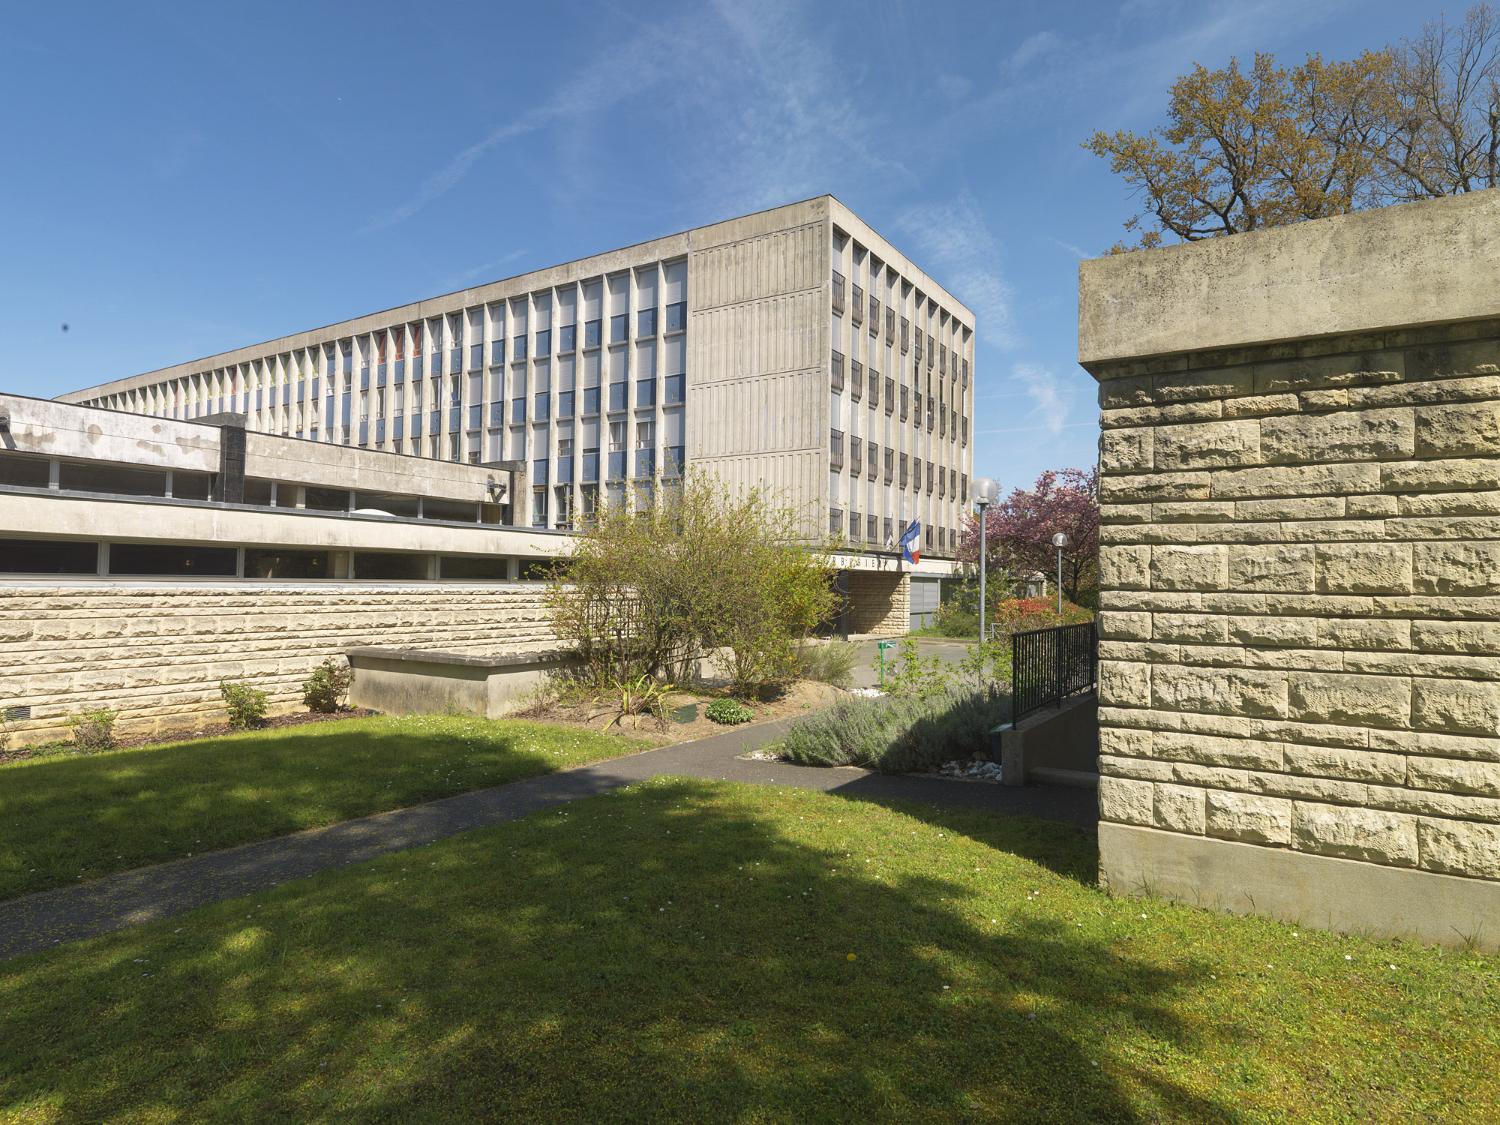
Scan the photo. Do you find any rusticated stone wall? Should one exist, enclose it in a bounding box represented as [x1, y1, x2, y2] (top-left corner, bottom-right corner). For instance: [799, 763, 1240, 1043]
[1094, 319, 1500, 889]
[0, 583, 553, 745]
[845, 571, 909, 637]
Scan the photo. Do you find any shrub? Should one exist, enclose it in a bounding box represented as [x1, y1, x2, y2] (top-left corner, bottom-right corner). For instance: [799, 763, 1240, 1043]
[705, 697, 754, 725]
[220, 680, 269, 730]
[794, 641, 857, 689]
[546, 473, 838, 698]
[780, 689, 1010, 773]
[931, 602, 979, 637]
[68, 708, 118, 753]
[881, 637, 956, 699]
[302, 658, 353, 713]
[992, 597, 1093, 635]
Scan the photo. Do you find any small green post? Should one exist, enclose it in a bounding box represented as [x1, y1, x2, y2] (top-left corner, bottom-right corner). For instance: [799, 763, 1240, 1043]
[877, 639, 895, 689]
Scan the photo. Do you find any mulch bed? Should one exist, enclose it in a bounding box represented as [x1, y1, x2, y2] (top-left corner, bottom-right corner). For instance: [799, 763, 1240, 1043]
[0, 709, 377, 765]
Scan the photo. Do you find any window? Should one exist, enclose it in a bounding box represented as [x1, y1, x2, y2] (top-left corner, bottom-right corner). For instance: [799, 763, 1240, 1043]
[58, 461, 165, 497]
[884, 378, 895, 414]
[829, 508, 842, 536]
[663, 445, 684, 477]
[884, 517, 893, 546]
[637, 307, 656, 336]
[110, 543, 236, 577]
[511, 397, 526, 424]
[850, 436, 862, 467]
[0, 537, 96, 574]
[851, 285, 864, 325]
[869, 368, 880, 408]
[610, 313, 628, 344]
[535, 329, 551, 358]
[636, 378, 656, 408]
[829, 429, 844, 469]
[900, 317, 910, 353]
[559, 324, 576, 353]
[850, 361, 863, 402]
[635, 448, 655, 478]
[491, 340, 505, 365]
[244, 549, 333, 579]
[512, 335, 527, 362]
[867, 514, 877, 543]
[884, 449, 894, 482]
[584, 319, 601, 348]
[665, 301, 686, 332]
[609, 381, 627, 412]
[831, 271, 846, 314]
[849, 511, 860, 539]
[664, 374, 685, 404]
[831, 351, 845, 391]
[0, 453, 51, 488]
[440, 555, 510, 580]
[582, 449, 600, 482]
[558, 389, 575, 418]
[533, 458, 549, 485]
[534, 392, 550, 421]
[354, 552, 430, 580]
[869, 295, 879, 335]
[469, 343, 483, 369]
[583, 386, 601, 415]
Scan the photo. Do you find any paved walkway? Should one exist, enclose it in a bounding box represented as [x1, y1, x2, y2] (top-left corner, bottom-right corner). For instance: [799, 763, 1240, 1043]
[0, 718, 1097, 961]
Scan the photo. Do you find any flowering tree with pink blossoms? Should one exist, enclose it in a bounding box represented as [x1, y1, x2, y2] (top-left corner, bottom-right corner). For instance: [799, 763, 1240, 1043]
[958, 468, 1100, 607]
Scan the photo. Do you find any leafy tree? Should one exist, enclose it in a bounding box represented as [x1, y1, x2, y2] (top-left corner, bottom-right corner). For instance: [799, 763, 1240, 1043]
[1087, 4, 1500, 249]
[957, 468, 1099, 607]
[546, 473, 839, 698]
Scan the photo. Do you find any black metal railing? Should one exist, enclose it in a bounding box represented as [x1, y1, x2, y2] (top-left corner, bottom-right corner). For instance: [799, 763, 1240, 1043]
[1011, 622, 1098, 723]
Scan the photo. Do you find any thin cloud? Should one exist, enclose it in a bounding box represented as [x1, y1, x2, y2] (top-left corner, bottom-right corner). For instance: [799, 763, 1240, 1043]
[896, 193, 1015, 349]
[1010, 362, 1078, 435]
[1049, 237, 1094, 259]
[360, 21, 681, 234]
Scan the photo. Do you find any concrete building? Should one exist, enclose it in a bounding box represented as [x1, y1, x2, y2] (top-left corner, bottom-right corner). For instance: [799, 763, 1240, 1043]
[1080, 189, 1500, 950]
[0, 392, 571, 743]
[62, 196, 976, 574]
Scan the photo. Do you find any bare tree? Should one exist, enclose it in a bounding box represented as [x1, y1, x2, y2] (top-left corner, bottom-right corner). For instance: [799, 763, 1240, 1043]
[1366, 4, 1500, 199]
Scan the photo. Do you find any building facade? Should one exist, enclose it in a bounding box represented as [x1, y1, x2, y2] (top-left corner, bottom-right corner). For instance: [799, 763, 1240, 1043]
[63, 196, 976, 561]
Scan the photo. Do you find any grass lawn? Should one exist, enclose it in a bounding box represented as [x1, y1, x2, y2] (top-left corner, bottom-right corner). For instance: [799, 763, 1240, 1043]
[0, 716, 642, 902]
[1, 780, 1494, 1121]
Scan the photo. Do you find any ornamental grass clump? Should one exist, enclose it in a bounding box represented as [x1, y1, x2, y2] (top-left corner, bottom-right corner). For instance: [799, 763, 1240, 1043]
[779, 689, 1009, 773]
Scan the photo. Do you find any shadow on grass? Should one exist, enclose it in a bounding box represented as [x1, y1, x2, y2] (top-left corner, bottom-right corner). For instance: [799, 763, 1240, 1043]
[0, 717, 636, 901]
[0, 779, 1228, 1120]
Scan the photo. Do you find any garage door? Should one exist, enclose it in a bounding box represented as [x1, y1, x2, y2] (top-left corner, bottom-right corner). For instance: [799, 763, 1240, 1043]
[909, 577, 941, 631]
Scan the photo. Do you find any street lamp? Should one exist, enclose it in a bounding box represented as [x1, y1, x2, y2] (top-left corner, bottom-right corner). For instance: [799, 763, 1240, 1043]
[972, 477, 999, 641]
[1051, 531, 1071, 616]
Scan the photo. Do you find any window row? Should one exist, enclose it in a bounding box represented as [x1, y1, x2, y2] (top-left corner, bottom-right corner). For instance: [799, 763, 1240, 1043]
[827, 431, 967, 501]
[0, 538, 554, 581]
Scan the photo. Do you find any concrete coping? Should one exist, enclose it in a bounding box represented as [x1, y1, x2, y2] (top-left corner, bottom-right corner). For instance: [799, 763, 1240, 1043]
[346, 646, 575, 670]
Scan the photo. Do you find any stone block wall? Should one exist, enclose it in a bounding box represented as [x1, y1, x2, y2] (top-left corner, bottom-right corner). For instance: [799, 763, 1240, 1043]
[0, 583, 553, 745]
[1094, 318, 1500, 899]
[844, 571, 909, 636]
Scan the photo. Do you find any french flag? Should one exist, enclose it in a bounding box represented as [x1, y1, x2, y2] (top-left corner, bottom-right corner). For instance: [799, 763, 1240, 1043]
[899, 518, 922, 565]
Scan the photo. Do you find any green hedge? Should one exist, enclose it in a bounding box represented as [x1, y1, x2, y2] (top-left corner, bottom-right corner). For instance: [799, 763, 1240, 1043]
[778, 690, 1010, 773]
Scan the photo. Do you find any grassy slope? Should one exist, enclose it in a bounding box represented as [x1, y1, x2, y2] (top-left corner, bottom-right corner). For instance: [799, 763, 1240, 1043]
[1, 780, 1494, 1121]
[0, 716, 641, 901]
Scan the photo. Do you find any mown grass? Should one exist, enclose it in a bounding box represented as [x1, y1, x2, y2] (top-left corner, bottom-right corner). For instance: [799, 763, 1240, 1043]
[1, 780, 1494, 1121]
[0, 715, 641, 901]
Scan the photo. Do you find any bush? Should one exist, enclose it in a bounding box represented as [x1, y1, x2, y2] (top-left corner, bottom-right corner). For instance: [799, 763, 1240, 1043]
[780, 689, 1010, 773]
[794, 641, 857, 689]
[705, 697, 754, 725]
[931, 602, 979, 637]
[220, 680, 269, 730]
[303, 658, 353, 713]
[546, 473, 837, 698]
[68, 709, 118, 753]
[992, 596, 1093, 634]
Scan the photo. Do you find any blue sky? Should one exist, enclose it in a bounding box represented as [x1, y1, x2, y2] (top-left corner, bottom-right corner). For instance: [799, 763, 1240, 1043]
[0, 0, 1450, 491]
